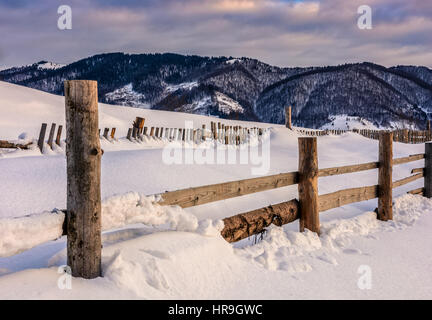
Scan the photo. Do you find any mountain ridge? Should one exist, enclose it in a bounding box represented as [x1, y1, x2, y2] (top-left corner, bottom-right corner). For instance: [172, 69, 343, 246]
[1, 52, 431, 129]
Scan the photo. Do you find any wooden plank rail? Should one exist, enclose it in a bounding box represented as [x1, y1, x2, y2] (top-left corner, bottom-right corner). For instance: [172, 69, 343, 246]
[411, 168, 424, 174]
[319, 185, 378, 212]
[319, 161, 379, 177]
[407, 187, 424, 195]
[392, 172, 424, 188]
[157, 171, 299, 208]
[393, 154, 424, 165]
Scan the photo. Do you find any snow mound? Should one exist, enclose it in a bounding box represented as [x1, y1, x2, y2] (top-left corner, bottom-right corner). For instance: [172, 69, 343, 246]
[0, 194, 431, 299]
[101, 192, 199, 232]
[235, 194, 431, 273]
[0, 191, 224, 257]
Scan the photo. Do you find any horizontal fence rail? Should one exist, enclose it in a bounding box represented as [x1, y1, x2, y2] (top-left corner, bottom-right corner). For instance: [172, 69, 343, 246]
[318, 161, 379, 177]
[393, 172, 424, 188]
[393, 153, 425, 165]
[319, 185, 379, 212]
[158, 171, 299, 208]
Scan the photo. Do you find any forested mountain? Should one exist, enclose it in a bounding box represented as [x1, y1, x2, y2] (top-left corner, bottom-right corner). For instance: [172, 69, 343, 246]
[1, 53, 431, 129]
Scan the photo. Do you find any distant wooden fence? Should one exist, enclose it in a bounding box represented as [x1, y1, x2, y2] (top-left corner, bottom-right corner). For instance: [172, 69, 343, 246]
[0, 120, 266, 153]
[126, 118, 265, 146]
[297, 128, 432, 144]
[2, 119, 429, 154]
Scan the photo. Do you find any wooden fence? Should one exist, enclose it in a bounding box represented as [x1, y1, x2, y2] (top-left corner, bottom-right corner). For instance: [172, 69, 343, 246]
[1, 82, 430, 280]
[156, 131, 428, 241]
[0, 121, 266, 153]
[296, 128, 432, 144]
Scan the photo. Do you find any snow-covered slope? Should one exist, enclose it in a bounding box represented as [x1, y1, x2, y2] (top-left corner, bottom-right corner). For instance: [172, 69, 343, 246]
[320, 115, 378, 130]
[0, 81, 431, 299]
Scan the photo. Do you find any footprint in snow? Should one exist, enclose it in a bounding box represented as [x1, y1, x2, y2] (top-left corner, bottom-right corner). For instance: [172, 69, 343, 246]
[316, 253, 338, 265]
[343, 248, 362, 255]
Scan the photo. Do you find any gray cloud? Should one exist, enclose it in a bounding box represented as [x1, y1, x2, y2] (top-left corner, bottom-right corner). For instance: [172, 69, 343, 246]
[0, 0, 431, 69]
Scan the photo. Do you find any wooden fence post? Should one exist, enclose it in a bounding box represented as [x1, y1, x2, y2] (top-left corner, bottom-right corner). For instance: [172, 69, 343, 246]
[37, 123, 47, 152]
[103, 128, 109, 139]
[425, 143, 432, 198]
[127, 128, 132, 141]
[64, 80, 102, 279]
[110, 128, 116, 139]
[298, 137, 320, 234]
[56, 125, 63, 146]
[285, 106, 292, 129]
[378, 131, 393, 221]
[47, 123, 56, 149]
[134, 117, 145, 134]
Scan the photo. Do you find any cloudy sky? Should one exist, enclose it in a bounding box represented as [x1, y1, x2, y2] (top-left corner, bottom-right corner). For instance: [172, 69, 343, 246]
[0, 0, 431, 69]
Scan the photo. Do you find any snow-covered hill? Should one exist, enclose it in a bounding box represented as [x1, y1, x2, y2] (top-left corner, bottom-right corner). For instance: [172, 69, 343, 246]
[0, 81, 431, 299]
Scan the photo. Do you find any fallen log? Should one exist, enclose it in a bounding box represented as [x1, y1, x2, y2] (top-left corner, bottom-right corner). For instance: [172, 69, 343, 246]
[0, 140, 32, 149]
[221, 199, 299, 243]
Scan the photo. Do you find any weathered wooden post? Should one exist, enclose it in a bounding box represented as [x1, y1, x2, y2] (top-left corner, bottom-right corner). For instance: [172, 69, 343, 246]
[47, 123, 56, 149]
[285, 106, 292, 130]
[201, 124, 206, 141]
[64, 80, 102, 279]
[134, 117, 145, 134]
[103, 128, 109, 139]
[378, 131, 393, 221]
[298, 137, 320, 234]
[425, 143, 432, 198]
[37, 123, 47, 152]
[403, 129, 408, 143]
[127, 128, 132, 140]
[132, 127, 138, 139]
[56, 125, 63, 146]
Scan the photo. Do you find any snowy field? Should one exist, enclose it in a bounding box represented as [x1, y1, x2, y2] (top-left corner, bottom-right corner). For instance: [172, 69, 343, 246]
[0, 81, 431, 299]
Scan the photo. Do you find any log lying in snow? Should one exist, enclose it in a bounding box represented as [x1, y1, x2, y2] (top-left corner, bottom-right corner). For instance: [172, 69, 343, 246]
[0, 140, 32, 149]
[221, 199, 299, 243]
